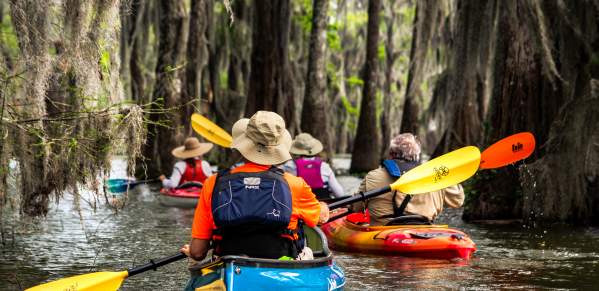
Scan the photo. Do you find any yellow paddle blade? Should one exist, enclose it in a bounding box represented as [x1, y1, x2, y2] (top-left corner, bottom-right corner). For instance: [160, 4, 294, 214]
[390, 146, 481, 194]
[191, 113, 233, 148]
[26, 271, 128, 291]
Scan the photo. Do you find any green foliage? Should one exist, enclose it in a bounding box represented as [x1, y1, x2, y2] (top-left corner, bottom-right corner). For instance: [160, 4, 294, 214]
[375, 90, 383, 121]
[99, 50, 111, 75]
[327, 23, 342, 52]
[294, 0, 313, 33]
[0, 13, 19, 58]
[377, 43, 386, 60]
[340, 95, 359, 116]
[343, 11, 368, 32]
[340, 95, 359, 131]
[346, 75, 364, 87]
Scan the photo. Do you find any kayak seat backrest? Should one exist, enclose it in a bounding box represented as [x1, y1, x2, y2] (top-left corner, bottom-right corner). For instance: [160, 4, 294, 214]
[176, 181, 203, 189]
[385, 215, 432, 226]
[302, 225, 331, 257]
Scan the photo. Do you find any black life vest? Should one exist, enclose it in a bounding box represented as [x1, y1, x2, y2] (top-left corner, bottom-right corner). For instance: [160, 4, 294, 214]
[211, 167, 298, 259]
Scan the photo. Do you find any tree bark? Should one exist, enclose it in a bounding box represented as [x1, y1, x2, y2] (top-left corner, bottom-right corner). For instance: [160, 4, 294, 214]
[182, 0, 209, 134]
[350, 0, 382, 173]
[301, 0, 331, 159]
[432, 0, 495, 156]
[400, 1, 441, 136]
[464, 0, 599, 226]
[380, 2, 399, 159]
[141, 0, 187, 178]
[245, 0, 294, 128]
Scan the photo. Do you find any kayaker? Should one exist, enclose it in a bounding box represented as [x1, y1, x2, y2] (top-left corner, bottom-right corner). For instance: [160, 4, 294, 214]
[284, 133, 345, 199]
[181, 111, 329, 261]
[351, 133, 464, 226]
[159, 137, 214, 188]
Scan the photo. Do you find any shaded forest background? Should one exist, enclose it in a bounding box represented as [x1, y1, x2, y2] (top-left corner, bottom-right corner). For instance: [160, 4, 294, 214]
[0, 0, 598, 226]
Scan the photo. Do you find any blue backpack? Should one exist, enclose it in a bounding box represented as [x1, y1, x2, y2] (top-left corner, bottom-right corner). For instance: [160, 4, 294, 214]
[211, 167, 293, 229]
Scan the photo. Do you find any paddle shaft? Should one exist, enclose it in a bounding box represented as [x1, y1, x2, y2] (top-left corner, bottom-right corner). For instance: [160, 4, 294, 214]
[328, 186, 391, 211]
[127, 253, 187, 277]
[131, 178, 159, 186]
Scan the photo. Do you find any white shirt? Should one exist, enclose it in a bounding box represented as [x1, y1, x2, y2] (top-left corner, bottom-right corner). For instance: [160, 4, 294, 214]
[283, 158, 346, 198]
[162, 159, 213, 189]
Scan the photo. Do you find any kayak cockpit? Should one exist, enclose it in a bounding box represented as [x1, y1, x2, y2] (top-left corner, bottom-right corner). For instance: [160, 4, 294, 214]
[186, 226, 345, 290]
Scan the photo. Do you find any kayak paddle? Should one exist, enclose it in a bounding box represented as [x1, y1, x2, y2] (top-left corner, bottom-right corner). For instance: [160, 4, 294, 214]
[479, 132, 535, 169]
[106, 178, 158, 193]
[25, 252, 187, 291]
[328, 146, 481, 211]
[191, 113, 233, 148]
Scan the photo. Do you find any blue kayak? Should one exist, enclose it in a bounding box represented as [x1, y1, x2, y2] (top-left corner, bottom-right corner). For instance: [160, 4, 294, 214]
[186, 227, 346, 290]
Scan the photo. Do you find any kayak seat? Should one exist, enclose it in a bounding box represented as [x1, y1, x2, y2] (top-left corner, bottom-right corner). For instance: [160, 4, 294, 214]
[385, 215, 432, 226]
[302, 225, 331, 257]
[177, 181, 203, 189]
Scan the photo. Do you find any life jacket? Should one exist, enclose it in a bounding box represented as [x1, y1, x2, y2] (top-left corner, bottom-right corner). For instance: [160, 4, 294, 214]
[211, 167, 298, 259]
[381, 159, 420, 218]
[295, 158, 331, 199]
[179, 159, 207, 185]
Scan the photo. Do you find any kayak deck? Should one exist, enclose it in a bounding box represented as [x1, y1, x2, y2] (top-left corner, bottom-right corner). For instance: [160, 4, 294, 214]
[321, 217, 476, 259]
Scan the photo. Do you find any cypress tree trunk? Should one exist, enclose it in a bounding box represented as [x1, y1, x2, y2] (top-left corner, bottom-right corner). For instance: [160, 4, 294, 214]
[301, 0, 331, 158]
[182, 0, 209, 134]
[464, 0, 599, 226]
[432, 0, 495, 156]
[245, 0, 294, 128]
[142, 0, 187, 178]
[400, 1, 441, 136]
[350, 0, 382, 173]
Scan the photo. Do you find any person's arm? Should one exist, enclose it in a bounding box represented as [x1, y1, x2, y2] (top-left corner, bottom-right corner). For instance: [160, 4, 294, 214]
[188, 176, 217, 259]
[201, 160, 213, 177]
[322, 163, 345, 198]
[443, 184, 465, 208]
[349, 177, 368, 213]
[161, 161, 185, 188]
[282, 160, 297, 175]
[296, 178, 325, 227]
[188, 238, 211, 261]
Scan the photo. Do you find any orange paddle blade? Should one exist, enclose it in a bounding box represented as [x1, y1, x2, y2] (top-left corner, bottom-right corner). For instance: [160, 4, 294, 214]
[480, 132, 536, 169]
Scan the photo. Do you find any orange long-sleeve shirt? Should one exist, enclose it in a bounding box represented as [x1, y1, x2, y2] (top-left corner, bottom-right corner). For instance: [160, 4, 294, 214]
[191, 163, 322, 239]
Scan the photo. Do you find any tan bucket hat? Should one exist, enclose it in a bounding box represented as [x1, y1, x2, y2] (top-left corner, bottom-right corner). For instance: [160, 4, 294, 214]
[231, 118, 249, 140]
[290, 133, 323, 156]
[171, 137, 214, 159]
[231, 111, 292, 165]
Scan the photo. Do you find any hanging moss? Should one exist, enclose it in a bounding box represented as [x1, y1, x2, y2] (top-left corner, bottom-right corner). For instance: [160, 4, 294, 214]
[1, 0, 146, 217]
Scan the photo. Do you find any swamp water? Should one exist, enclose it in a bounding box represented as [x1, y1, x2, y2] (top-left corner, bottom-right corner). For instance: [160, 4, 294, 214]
[1, 161, 598, 290]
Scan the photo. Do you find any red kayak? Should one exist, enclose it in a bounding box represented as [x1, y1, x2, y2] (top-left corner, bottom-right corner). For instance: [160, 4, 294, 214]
[158, 184, 202, 208]
[321, 213, 476, 260]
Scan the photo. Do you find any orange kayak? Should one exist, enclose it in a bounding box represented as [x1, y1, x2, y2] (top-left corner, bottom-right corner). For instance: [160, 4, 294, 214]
[321, 215, 476, 259]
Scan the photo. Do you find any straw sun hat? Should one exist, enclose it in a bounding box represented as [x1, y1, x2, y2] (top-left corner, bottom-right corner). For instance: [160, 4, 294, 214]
[171, 137, 214, 159]
[231, 111, 292, 165]
[289, 133, 323, 156]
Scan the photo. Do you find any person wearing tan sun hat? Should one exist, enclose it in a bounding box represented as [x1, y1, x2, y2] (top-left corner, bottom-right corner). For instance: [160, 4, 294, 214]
[350, 133, 464, 226]
[284, 133, 345, 199]
[181, 111, 328, 262]
[159, 137, 214, 189]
